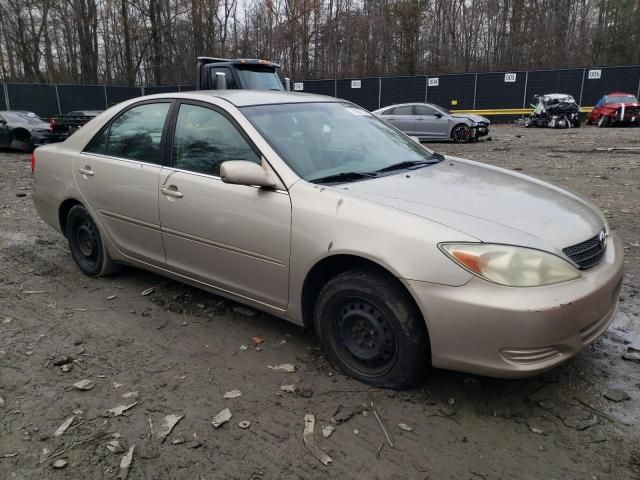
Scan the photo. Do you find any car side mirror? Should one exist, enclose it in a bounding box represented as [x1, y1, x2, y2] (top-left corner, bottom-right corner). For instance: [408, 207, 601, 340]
[220, 161, 276, 188]
[0, 119, 6, 125]
[215, 72, 227, 90]
[434, 113, 443, 118]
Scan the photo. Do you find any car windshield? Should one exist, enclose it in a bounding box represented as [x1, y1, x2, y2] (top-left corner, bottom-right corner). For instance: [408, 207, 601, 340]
[236, 66, 284, 91]
[241, 102, 438, 182]
[2, 112, 43, 124]
[605, 95, 638, 104]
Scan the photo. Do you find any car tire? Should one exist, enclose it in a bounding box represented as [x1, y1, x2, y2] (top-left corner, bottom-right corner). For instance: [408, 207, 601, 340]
[597, 115, 609, 128]
[573, 120, 581, 128]
[314, 268, 429, 389]
[11, 129, 34, 152]
[66, 205, 121, 277]
[451, 124, 473, 143]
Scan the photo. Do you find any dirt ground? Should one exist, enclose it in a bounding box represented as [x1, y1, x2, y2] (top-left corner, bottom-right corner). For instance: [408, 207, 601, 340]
[1, 125, 639, 480]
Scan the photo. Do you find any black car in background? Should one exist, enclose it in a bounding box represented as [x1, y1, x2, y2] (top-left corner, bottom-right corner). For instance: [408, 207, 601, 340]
[49, 110, 103, 137]
[0, 111, 66, 152]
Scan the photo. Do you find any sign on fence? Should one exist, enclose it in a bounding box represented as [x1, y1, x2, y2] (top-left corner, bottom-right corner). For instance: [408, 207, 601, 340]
[351, 80, 361, 89]
[504, 73, 517, 82]
[294, 82, 304, 91]
[428, 77, 439, 87]
[588, 69, 602, 80]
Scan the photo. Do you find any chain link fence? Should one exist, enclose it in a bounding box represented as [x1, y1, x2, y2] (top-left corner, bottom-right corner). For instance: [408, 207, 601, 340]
[2, 65, 639, 120]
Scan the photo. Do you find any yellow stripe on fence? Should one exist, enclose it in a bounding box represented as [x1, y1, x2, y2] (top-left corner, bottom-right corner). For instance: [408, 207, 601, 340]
[450, 107, 594, 115]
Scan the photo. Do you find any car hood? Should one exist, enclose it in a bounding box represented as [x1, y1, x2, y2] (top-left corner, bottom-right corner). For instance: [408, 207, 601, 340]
[451, 113, 490, 124]
[10, 120, 50, 131]
[337, 157, 604, 254]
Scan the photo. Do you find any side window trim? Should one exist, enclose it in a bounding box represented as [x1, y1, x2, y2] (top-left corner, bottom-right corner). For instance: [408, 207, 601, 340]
[166, 100, 263, 174]
[82, 99, 175, 166]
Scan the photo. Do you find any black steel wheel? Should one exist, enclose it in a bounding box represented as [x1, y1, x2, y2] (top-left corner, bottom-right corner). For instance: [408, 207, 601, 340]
[314, 268, 429, 389]
[333, 298, 399, 377]
[66, 204, 121, 277]
[451, 124, 473, 143]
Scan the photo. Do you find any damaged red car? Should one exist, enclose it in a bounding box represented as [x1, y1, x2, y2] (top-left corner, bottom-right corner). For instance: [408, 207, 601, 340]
[587, 92, 640, 127]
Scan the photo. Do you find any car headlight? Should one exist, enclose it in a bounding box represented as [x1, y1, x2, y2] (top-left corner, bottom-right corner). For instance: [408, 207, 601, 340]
[439, 243, 580, 287]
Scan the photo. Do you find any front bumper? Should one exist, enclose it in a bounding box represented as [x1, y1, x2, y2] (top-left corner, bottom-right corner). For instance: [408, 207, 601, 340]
[473, 125, 490, 138]
[610, 116, 640, 125]
[405, 233, 624, 378]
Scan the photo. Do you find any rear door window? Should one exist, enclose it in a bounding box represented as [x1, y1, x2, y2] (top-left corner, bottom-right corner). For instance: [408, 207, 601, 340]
[389, 105, 414, 116]
[86, 102, 171, 163]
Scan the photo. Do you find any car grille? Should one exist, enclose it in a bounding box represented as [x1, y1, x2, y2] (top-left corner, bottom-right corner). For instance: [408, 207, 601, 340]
[562, 230, 606, 269]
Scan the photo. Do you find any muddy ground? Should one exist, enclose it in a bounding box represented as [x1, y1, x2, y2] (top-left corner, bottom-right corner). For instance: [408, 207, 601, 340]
[0, 125, 639, 480]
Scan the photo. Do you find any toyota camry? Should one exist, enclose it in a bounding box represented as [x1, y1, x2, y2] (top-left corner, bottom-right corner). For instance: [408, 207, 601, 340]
[31, 91, 623, 388]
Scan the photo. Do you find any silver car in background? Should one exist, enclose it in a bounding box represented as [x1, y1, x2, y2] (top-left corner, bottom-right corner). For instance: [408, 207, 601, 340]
[372, 102, 490, 143]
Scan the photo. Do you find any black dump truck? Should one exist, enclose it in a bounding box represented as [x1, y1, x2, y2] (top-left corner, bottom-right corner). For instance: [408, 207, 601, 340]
[49, 57, 289, 137]
[195, 56, 290, 91]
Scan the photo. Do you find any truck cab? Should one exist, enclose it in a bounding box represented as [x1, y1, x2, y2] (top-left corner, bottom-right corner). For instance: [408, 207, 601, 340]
[195, 57, 289, 91]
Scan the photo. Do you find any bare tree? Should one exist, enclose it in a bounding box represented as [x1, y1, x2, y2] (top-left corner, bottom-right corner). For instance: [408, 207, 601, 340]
[0, 0, 638, 85]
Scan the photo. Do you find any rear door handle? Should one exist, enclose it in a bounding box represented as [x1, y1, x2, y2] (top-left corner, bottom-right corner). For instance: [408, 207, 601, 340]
[161, 185, 183, 198]
[78, 166, 94, 176]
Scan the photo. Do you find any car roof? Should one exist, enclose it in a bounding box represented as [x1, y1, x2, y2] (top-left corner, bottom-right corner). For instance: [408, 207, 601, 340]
[541, 93, 573, 99]
[373, 102, 439, 112]
[140, 90, 342, 107]
[605, 92, 635, 96]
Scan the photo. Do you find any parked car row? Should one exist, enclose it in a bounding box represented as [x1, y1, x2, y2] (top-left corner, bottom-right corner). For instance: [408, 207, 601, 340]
[0, 111, 67, 152]
[525, 91, 639, 129]
[0, 110, 103, 152]
[2, 90, 638, 152]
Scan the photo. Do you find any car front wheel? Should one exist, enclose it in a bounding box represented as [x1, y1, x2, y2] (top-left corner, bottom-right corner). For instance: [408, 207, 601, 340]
[451, 124, 473, 143]
[597, 115, 609, 128]
[314, 268, 429, 389]
[66, 204, 121, 277]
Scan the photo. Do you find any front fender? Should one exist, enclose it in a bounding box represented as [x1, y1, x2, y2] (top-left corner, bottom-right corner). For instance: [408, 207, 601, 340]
[286, 181, 475, 322]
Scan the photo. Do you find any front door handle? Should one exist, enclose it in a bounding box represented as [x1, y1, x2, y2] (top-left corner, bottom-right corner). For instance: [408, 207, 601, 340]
[161, 185, 183, 198]
[78, 166, 94, 176]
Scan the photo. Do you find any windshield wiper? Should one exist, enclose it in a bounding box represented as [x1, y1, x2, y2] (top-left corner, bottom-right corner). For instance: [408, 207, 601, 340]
[374, 154, 444, 174]
[309, 171, 377, 184]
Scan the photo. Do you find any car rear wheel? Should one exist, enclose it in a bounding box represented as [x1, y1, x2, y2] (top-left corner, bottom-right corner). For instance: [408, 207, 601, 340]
[66, 205, 121, 277]
[451, 124, 473, 143]
[314, 268, 429, 389]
